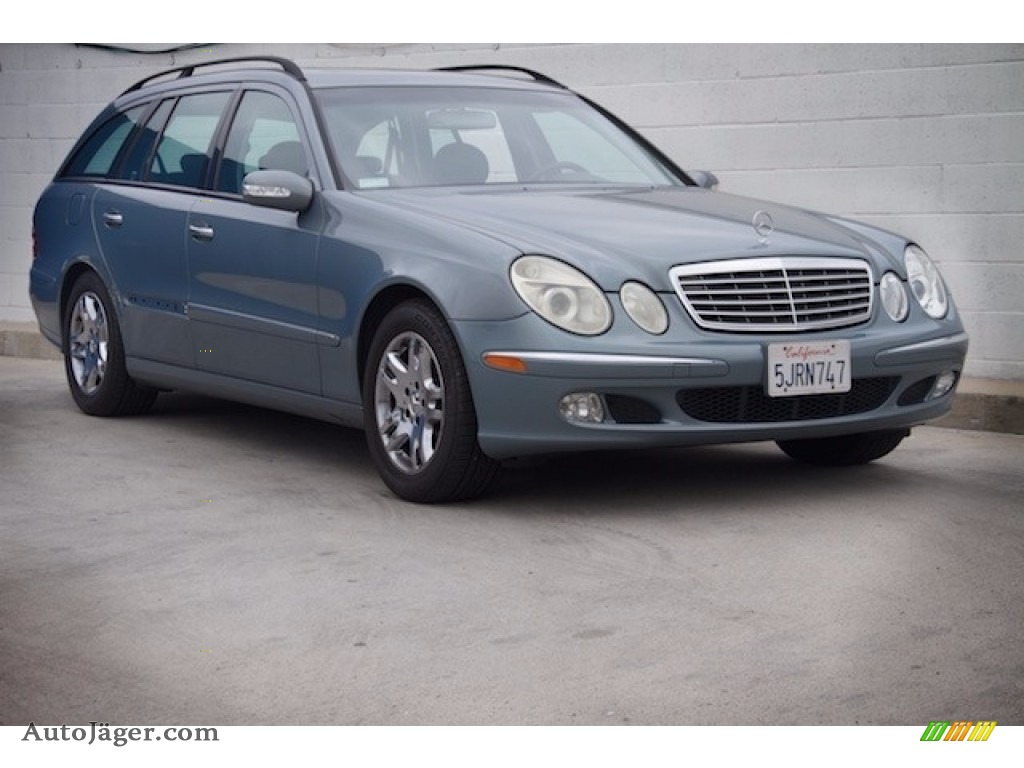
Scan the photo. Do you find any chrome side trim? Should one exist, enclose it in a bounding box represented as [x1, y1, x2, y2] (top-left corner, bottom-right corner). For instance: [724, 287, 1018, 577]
[187, 303, 339, 346]
[875, 332, 969, 367]
[489, 351, 719, 366]
[484, 351, 729, 379]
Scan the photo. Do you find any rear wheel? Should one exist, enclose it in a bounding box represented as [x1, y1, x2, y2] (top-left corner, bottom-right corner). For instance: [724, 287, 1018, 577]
[776, 429, 909, 466]
[363, 300, 498, 503]
[63, 272, 156, 416]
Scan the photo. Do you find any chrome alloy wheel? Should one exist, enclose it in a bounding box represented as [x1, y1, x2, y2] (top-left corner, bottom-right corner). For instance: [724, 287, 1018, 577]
[68, 291, 110, 396]
[374, 331, 445, 474]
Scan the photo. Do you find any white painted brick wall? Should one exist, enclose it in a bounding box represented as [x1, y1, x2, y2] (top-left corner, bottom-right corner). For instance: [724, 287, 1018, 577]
[1, 43, 1021, 378]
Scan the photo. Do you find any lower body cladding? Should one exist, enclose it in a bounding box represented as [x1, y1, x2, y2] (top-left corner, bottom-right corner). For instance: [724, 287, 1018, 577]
[455, 315, 969, 461]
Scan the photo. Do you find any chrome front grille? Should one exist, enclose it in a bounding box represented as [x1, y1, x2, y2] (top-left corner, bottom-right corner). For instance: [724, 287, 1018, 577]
[670, 257, 874, 332]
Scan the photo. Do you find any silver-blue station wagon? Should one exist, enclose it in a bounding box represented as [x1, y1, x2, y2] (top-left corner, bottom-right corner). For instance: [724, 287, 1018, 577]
[30, 57, 969, 502]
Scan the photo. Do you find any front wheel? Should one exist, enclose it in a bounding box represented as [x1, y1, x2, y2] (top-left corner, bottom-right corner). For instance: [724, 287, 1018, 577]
[363, 300, 498, 503]
[776, 429, 909, 467]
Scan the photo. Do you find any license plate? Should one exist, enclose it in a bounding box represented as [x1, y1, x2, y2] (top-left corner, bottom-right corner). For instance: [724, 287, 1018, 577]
[768, 340, 851, 397]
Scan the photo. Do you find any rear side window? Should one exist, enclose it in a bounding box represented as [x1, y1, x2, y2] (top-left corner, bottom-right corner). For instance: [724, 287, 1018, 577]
[149, 92, 231, 189]
[116, 98, 174, 182]
[62, 106, 146, 178]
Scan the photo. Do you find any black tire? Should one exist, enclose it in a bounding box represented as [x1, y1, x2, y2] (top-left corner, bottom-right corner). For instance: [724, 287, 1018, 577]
[362, 300, 498, 503]
[63, 271, 157, 417]
[776, 429, 909, 467]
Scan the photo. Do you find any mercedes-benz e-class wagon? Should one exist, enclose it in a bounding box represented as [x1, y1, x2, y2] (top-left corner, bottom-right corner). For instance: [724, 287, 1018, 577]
[30, 57, 968, 501]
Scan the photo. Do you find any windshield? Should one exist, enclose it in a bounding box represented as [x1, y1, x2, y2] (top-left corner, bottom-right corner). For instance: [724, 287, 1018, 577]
[314, 86, 683, 190]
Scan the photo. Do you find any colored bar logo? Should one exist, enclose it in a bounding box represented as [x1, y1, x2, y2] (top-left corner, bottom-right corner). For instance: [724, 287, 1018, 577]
[920, 721, 997, 741]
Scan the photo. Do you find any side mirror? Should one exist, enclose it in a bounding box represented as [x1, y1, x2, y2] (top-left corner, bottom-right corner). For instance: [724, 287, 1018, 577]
[242, 170, 314, 212]
[688, 170, 719, 190]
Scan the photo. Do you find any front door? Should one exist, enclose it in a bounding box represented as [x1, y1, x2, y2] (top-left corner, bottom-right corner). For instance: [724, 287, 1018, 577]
[186, 89, 323, 394]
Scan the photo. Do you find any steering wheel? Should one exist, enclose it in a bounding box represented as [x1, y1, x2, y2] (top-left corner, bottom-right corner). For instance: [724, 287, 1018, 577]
[529, 161, 590, 181]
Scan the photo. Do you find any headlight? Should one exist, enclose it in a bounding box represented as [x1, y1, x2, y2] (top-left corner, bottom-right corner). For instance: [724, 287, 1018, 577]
[620, 281, 668, 334]
[510, 256, 612, 335]
[879, 271, 908, 322]
[904, 244, 948, 319]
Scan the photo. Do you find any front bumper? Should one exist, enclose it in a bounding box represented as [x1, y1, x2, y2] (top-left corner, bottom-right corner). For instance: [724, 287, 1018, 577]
[455, 311, 968, 461]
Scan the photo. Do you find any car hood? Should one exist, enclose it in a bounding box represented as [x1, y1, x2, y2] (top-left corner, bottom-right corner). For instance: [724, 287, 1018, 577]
[368, 185, 906, 290]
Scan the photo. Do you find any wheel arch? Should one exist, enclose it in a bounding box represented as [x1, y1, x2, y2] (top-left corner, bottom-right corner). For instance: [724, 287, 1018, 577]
[356, 283, 447, 391]
[357, 287, 499, 502]
[59, 261, 106, 340]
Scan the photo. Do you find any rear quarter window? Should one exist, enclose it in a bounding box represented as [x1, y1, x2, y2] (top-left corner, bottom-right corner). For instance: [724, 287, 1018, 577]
[61, 105, 146, 178]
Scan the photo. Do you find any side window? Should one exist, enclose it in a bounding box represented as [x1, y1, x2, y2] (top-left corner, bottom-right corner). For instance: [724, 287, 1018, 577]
[216, 90, 304, 194]
[62, 106, 146, 178]
[150, 92, 231, 189]
[116, 99, 174, 182]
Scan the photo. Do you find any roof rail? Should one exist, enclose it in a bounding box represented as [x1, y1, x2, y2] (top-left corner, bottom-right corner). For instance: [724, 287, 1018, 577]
[120, 56, 305, 96]
[434, 65, 567, 89]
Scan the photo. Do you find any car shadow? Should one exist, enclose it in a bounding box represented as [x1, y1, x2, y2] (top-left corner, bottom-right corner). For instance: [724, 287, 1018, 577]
[145, 390, 372, 472]
[141, 390, 918, 515]
[485, 442, 911, 514]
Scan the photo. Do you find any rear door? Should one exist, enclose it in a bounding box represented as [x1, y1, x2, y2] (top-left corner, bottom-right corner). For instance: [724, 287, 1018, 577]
[93, 91, 232, 368]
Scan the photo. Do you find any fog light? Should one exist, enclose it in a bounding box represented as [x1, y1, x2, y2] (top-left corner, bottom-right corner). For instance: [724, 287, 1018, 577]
[559, 392, 605, 424]
[928, 370, 957, 400]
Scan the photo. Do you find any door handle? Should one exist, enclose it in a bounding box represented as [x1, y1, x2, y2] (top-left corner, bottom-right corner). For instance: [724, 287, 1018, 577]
[189, 223, 214, 241]
[102, 210, 124, 227]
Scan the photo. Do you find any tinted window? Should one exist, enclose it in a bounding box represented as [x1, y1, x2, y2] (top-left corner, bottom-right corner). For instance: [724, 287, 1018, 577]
[63, 106, 146, 178]
[150, 92, 231, 189]
[117, 99, 174, 182]
[216, 90, 304, 194]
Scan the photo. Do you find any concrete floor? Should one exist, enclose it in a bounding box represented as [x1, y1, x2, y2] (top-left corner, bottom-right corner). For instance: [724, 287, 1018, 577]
[1, 356, 1022, 725]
